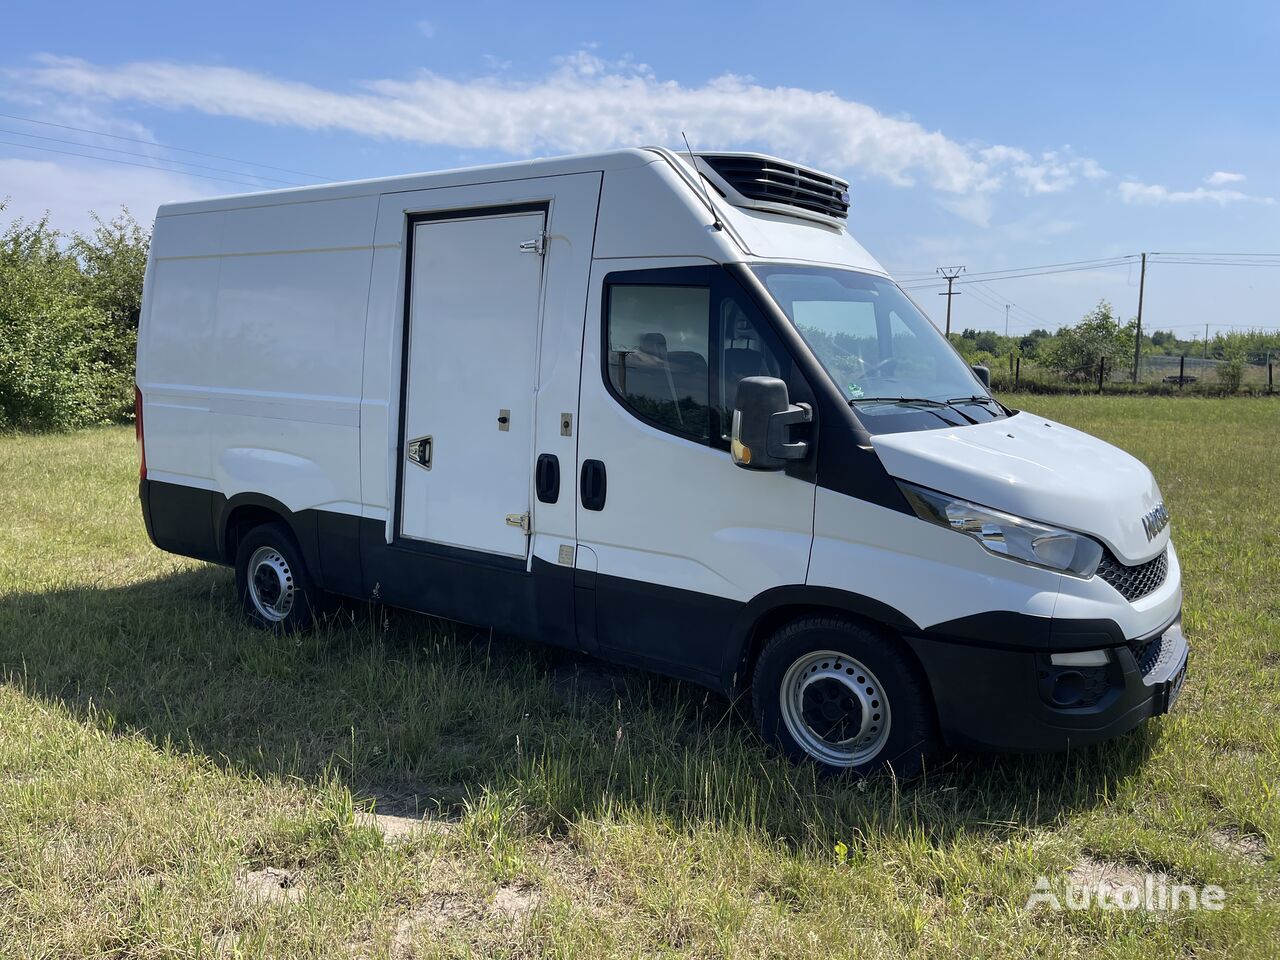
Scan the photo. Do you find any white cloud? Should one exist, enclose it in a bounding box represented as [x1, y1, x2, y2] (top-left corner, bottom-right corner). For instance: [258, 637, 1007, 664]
[1204, 170, 1245, 186]
[0, 156, 213, 233]
[416, 20, 435, 39]
[12, 51, 1105, 217]
[1118, 179, 1273, 206]
[979, 146, 1107, 195]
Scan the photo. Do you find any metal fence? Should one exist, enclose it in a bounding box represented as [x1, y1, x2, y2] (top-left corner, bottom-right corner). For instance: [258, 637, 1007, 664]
[991, 354, 1277, 394]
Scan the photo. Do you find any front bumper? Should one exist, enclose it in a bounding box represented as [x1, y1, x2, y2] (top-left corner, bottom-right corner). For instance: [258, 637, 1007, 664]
[905, 611, 1189, 752]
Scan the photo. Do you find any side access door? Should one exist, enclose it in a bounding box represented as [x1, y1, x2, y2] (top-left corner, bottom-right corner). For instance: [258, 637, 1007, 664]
[398, 206, 546, 558]
[574, 262, 818, 686]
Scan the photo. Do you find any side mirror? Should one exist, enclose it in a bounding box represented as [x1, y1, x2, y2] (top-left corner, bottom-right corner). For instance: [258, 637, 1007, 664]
[731, 376, 812, 471]
[971, 364, 991, 388]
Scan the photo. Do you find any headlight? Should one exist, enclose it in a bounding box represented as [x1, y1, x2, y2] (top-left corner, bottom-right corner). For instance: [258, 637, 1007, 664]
[898, 481, 1103, 577]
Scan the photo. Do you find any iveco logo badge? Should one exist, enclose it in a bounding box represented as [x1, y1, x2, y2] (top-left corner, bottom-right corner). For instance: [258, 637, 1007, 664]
[1141, 502, 1170, 541]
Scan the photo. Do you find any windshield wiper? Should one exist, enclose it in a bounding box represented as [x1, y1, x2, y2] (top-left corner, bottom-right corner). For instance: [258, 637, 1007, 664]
[851, 396, 978, 425]
[947, 395, 1001, 409]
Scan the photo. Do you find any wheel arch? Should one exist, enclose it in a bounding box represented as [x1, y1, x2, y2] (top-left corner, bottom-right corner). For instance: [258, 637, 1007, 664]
[722, 585, 924, 696]
[216, 493, 320, 576]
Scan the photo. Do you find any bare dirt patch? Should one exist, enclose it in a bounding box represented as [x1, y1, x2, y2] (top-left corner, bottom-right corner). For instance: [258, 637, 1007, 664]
[1209, 827, 1270, 864]
[236, 866, 303, 904]
[492, 884, 542, 926]
[1069, 856, 1169, 892]
[355, 810, 453, 842]
[390, 892, 487, 956]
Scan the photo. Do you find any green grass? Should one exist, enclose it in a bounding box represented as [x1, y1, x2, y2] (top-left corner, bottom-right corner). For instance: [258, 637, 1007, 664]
[0, 394, 1277, 958]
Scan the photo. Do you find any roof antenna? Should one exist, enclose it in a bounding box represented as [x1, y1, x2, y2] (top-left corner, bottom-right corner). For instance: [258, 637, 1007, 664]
[681, 131, 723, 231]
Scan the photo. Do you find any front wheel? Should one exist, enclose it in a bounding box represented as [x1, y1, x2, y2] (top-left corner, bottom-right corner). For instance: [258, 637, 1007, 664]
[752, 616, 936, 776]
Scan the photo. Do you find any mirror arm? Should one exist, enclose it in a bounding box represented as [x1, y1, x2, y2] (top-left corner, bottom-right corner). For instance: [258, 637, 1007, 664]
[766, 403, 812, 460]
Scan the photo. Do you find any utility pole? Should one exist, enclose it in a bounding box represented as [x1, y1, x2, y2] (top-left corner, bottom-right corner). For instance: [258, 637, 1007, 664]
[1204, 323, 1209, 358]
[937, 266, 965, 337]
[1005, 303, 1011, 338]
[1132, 252, 1146, 384]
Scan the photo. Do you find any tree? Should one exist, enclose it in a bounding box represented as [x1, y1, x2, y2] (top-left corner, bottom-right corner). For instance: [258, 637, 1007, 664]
[0, 203, 150, 430]
[975, 331, 1001, 354]
[1042, 300, 1135, 382]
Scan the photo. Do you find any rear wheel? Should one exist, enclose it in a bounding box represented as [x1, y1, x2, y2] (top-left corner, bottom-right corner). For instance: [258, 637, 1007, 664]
[752, 616, 936, 776]
[234, 522, 323, 633]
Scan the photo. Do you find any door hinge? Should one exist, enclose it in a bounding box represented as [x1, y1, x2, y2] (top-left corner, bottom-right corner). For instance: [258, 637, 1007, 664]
[518, 233, 547, 256]
[505, 512, 531, 534]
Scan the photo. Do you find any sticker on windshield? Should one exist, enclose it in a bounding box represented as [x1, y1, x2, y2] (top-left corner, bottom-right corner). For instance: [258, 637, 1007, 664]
[847, 383, 864, 399]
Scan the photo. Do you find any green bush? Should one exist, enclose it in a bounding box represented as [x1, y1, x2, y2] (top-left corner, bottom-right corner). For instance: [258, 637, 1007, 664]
[1042, 300, 1134, 382]
[0, 205, 147, 431]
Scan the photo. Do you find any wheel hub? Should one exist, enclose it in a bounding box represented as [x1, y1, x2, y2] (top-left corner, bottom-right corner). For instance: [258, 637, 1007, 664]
[247, 546, 295, 622]
[780, 651, 891, 767]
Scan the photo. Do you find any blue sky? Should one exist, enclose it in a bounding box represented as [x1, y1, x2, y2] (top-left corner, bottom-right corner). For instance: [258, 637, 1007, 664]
[3, 1, 1277, 336]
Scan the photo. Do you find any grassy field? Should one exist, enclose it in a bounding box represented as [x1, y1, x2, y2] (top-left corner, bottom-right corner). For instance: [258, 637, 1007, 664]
[0, 395, 1277, 958]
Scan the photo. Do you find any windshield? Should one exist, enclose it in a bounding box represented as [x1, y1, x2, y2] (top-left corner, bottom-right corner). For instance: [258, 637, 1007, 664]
[751, 264, 993, 412]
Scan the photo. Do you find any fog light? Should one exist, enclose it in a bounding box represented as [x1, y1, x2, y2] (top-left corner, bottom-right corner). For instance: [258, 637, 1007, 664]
[1050, 649, 1111, 667]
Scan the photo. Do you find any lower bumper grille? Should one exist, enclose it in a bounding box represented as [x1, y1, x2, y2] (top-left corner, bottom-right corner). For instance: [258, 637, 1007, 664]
[1129, 629, 1179, 677]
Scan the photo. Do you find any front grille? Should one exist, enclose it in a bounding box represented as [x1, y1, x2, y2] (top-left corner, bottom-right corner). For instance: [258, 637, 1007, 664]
[1097, 547, 1168, 602]
[699, 154, 850, 221]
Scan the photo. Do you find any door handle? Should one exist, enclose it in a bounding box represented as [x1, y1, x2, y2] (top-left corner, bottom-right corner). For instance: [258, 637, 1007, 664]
[407, 435, 432, 470]
[580, 459, 607, 511]
[536, 453, 560, 503]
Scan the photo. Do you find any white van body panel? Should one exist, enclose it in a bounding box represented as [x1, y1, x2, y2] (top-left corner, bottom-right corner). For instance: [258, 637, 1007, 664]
[808, 487, 1063, 626]
[140, 196, 378, 515]
[575, 256, 816, 604]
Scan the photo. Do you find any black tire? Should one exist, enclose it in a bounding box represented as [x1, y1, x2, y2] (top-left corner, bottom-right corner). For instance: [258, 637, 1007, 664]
[752, 615, 936, 777]
[234, 521, 324, 633]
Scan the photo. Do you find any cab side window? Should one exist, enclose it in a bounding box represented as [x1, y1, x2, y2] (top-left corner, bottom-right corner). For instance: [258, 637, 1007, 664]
[604, 272, 796, 447]
[606, 285, 711, 440]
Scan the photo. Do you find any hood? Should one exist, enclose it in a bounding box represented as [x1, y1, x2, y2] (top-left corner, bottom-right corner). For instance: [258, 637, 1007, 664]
[871, 412, 1169, 564]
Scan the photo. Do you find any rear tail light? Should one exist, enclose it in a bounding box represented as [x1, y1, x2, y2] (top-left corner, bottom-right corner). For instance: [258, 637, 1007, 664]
[135, 385, 147, 480]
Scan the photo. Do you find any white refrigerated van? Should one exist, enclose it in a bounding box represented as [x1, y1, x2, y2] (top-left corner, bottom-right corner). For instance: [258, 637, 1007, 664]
[136, 147, 1187, 774]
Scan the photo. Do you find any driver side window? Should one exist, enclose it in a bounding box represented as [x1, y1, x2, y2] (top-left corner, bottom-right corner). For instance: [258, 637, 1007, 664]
[603, 269, 796, 448]
[715, 295, 786, 443]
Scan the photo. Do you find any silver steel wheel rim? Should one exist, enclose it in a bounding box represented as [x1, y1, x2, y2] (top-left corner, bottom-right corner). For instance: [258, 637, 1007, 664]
[248, 545, 295, 622]
[779, 650, 891, 767]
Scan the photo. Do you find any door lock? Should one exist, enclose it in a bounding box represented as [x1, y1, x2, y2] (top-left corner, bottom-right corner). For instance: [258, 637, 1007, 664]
[407, 436, 432, 470]
[498, 409, 510, 431]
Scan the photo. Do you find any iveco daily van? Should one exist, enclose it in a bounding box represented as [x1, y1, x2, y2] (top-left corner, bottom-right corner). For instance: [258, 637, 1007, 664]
[136, 148, 1188, 774]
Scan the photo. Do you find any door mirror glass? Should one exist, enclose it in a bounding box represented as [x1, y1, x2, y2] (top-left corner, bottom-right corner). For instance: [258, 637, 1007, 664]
[731, 376, 812, 470]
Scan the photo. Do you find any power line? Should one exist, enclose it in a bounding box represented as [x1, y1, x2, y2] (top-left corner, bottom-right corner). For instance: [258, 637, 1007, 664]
[901, 255, 1138, 283]
[964, 283, 1030, 329]
[1149, 251, 1280, 258]
[0, 112, 331, 181]
[901, 258, 1137, 287]
[1147, 258, 1280, 267]
[0, 138, 276, 190]
[0, 127, 307, 186]
[968, 278, 1054, 328]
